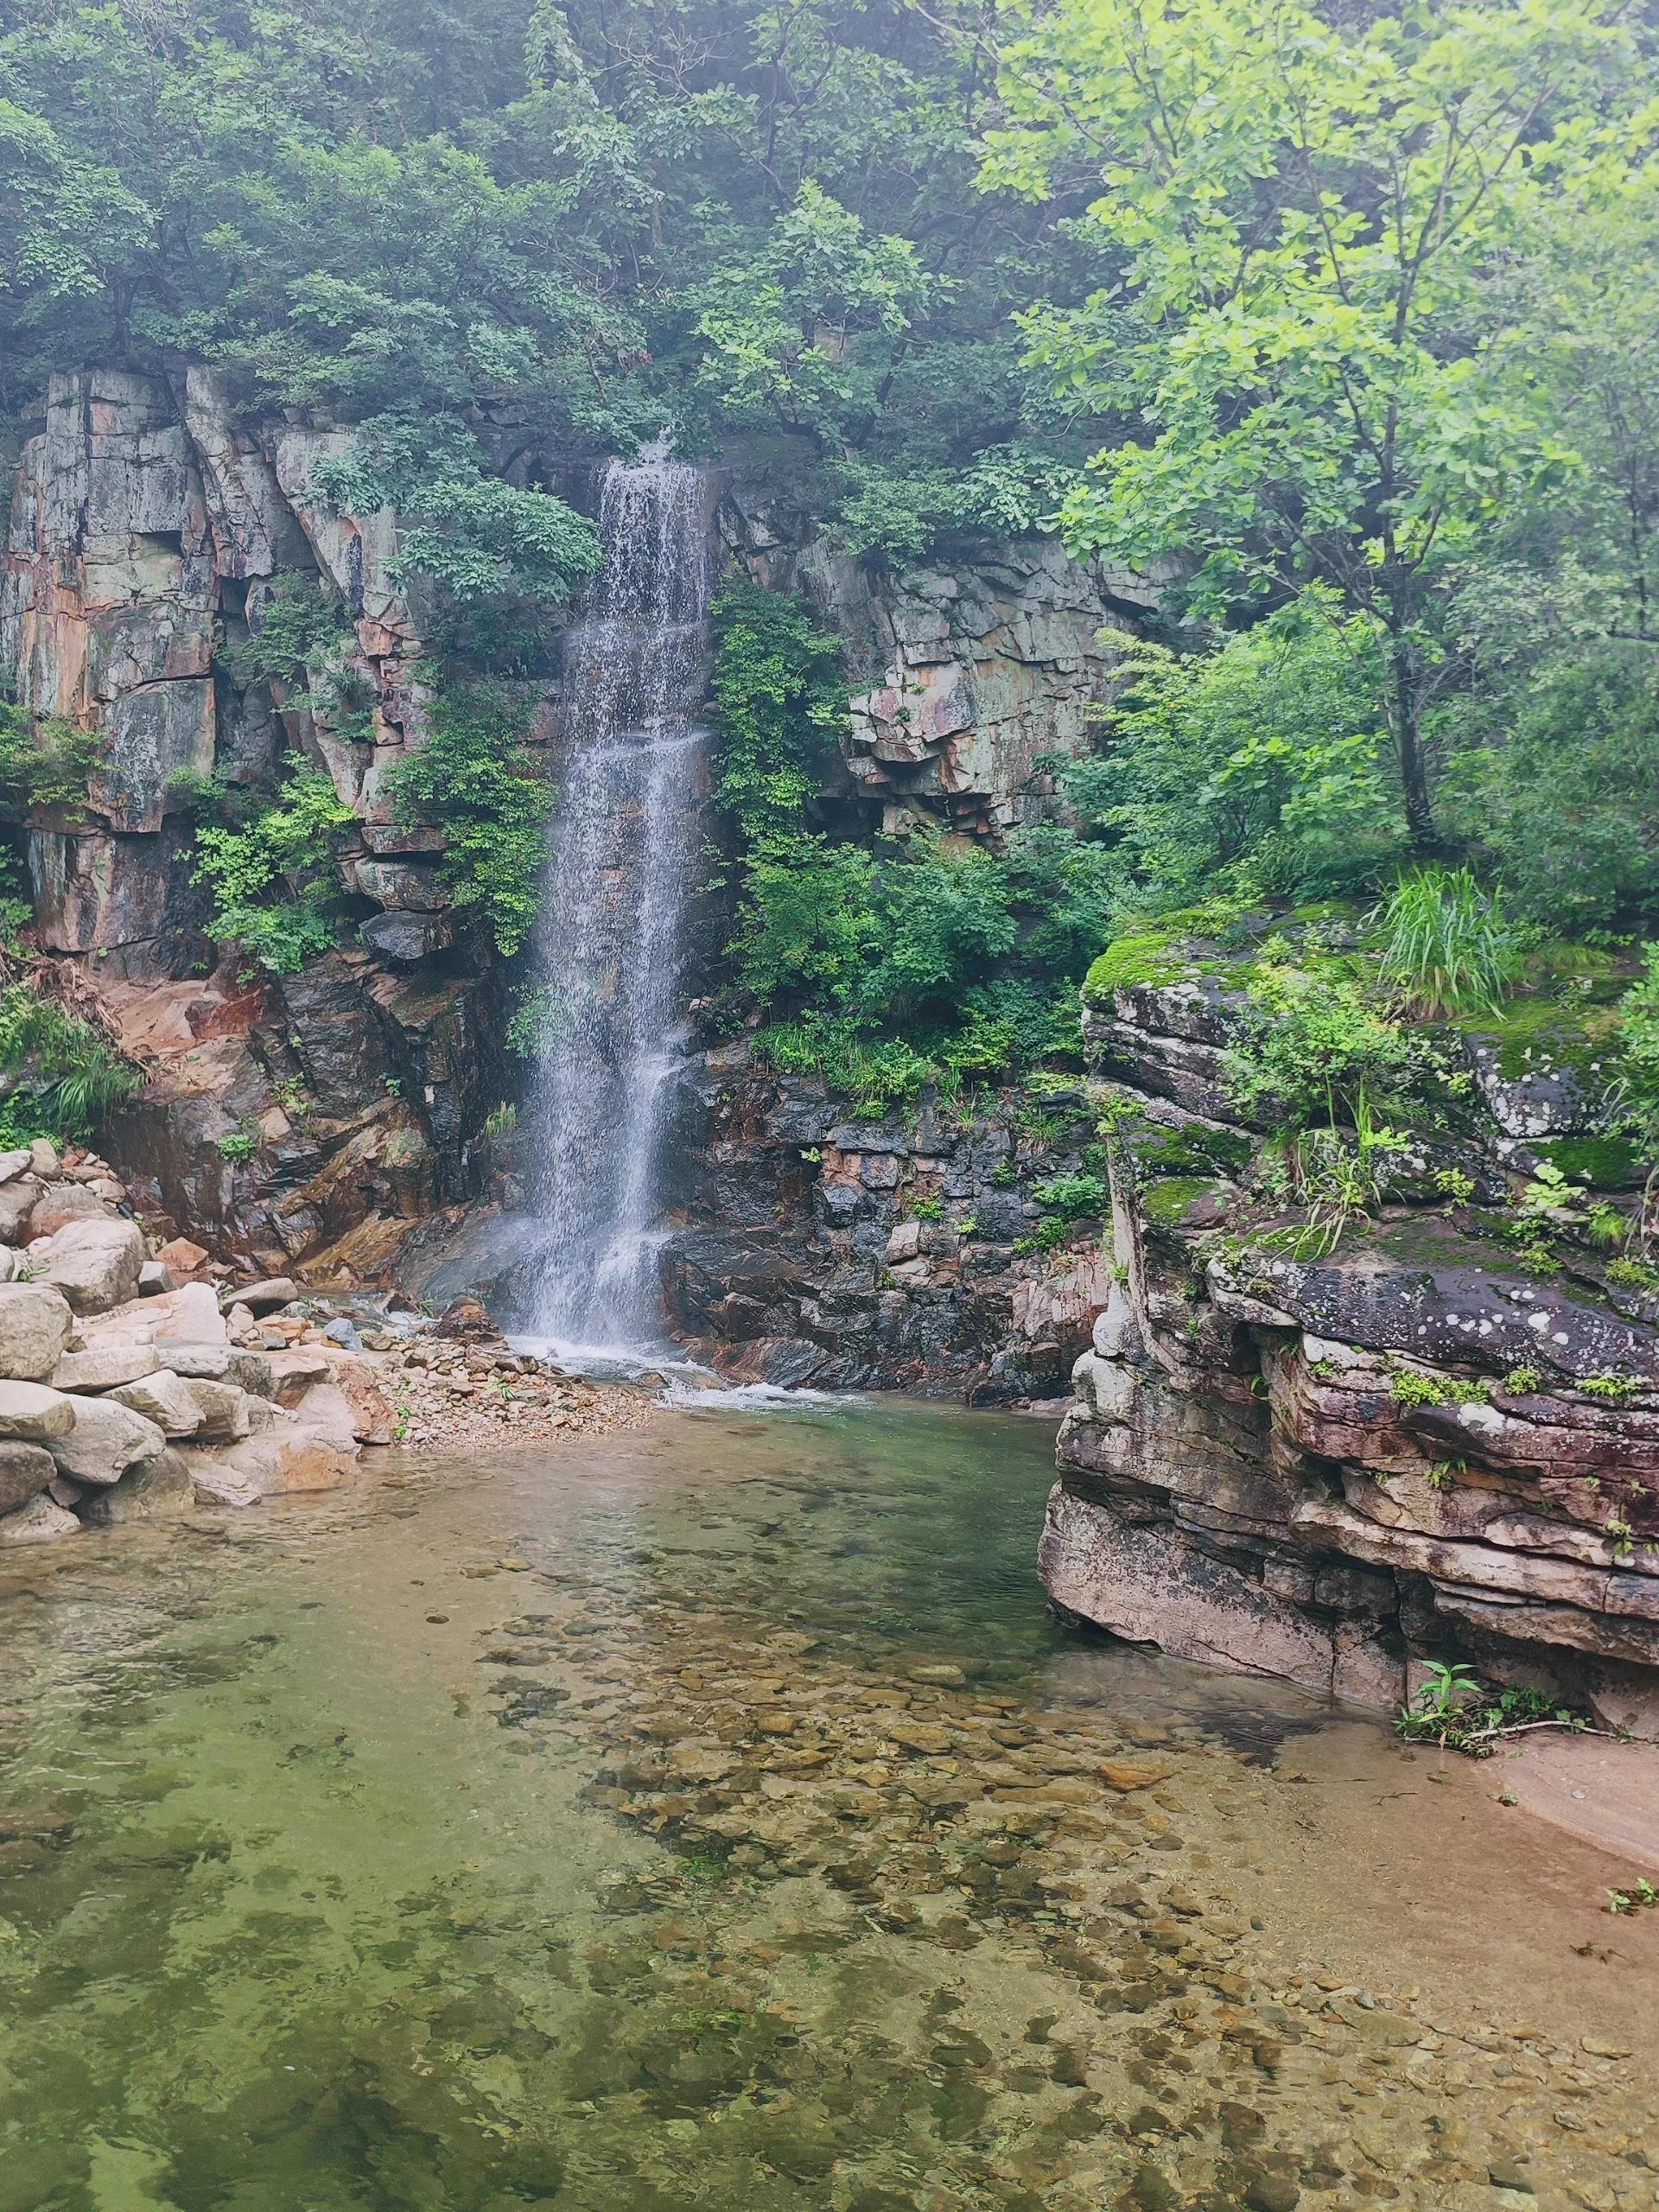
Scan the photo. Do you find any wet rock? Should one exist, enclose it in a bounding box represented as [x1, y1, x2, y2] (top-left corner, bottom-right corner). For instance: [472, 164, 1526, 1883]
[0, 1491, 79, 1544]
[178, 1376, 252, 1443]
[0, 1282, 75, 1380]
[77, 1447, 194, 1523]
[1099, 1761, 1174, 1793]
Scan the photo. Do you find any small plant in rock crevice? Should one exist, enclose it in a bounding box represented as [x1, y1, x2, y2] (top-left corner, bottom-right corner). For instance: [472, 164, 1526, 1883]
[1395, 1663, 1596, 1757]
[1373, 866, 1521, 1020]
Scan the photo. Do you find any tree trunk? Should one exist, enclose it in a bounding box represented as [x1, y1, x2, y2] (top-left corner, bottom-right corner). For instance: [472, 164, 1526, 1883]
[1389, 630, 1435, 845]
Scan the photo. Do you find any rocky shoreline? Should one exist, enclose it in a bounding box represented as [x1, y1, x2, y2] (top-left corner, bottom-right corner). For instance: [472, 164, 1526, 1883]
[0, 1143, 653, 1554]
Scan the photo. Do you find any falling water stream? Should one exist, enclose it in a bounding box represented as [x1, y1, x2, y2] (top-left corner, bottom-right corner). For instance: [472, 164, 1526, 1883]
[520, 454, 714, 1353]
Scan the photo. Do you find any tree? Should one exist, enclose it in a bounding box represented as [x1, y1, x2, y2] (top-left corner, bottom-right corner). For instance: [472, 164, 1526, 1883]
[982, 0, 1644, 841]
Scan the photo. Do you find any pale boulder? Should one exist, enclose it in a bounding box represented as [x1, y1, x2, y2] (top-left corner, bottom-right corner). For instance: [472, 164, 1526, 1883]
[0, 1148, 32, 1185]
[0, 1441, 56, 1514]
[27, 1139, 59, 1179]
[0, 1184, 38, 1245]
[78, 1450, 194, 1525]
[29, 1181, 109, 1240]
[0, 1381, 77, 1442]
[48, 1395, 166, 1486]
[49, 1345, 162, 1393]
[0, 1283, 70, 1379]
[37, 1217, 146, 1314]
[180, 1376, 251, 1443]
[108, 1371, 204, 1439]
[153, 1281, 227, 1344]
[0, 1492, 79, 1546]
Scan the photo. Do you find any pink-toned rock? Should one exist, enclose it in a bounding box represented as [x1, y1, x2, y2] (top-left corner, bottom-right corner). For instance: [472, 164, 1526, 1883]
[156, 1237, 209, 1277]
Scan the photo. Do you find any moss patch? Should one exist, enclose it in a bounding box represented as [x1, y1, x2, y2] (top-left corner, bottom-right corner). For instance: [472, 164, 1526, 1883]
[1535, 1135, 1643, 1190]
[1452, 994, 1621, 1083]
[1140, 1175, 1217, 1228]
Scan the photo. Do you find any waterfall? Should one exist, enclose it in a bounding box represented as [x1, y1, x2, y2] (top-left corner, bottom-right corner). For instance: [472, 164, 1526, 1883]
[519, 454, 714, 1351]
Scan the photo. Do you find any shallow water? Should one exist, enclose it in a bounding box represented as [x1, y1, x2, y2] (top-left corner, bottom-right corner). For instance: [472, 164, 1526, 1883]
[2, 1400, 1656, 2212]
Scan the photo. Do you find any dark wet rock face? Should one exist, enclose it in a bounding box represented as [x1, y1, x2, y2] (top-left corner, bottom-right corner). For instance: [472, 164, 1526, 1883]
[1046, 964, 1659, 1737]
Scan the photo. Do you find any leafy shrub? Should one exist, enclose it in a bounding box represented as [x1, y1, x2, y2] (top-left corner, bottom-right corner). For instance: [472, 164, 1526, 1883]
[315, 415, 601, 606]
[0, 983, 139, 1139]
[388, 685, 548, 957]
[0, 704, 104, 816]
[1374, 867, 1519, 1019]
[1223, 965, 1424, 1131]
[711, 587, 844, 840]
[192, 755, 354, 973]
[1032, 1172, 1109, 1220]
[1065, 607, 1403, 909]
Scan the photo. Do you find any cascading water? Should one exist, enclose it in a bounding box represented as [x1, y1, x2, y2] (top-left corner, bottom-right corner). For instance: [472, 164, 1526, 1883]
[519, 453, 714, 1351]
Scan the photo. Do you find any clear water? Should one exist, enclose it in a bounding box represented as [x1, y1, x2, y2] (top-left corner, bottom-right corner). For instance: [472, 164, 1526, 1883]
[2, 1403, 1656, 2212]
[520, 455, 713, 1352]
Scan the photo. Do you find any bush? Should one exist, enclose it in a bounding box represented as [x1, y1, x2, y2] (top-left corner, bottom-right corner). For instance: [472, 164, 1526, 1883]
[0, 982, 139, 1140]
[192, 756, 355, 973]
[711, 587, 845, 840]
[1223, 964, 1426, 1131]
[388, 685, 548, 957]
[1374, 866, 1519, 1020]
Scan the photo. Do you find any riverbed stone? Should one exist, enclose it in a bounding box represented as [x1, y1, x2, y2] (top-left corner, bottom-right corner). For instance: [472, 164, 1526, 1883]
[48, 1395, 166, 1485]
[36, 1217, 146, 1313]
[180, 1376, 251, 1443]
[77, 1447, 194, 1524]
[0, 1283, 74, 1380]
[153, 1281, 227, 1344]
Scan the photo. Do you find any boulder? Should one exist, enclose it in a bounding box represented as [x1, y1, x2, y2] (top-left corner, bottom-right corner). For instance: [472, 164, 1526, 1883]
[108, 1370, 204, 1439]
[152, 1281, 227, 1344]
[0, 1381, 76, 1442]
[28, 1180, 111, 1239]
[77, 1449, 193, 1526]
[0, 1442, 56, 1515]
[155, 1236, 208, 1276]
[200, 1428, 356, 1497]
[49, 1345, 161, 1393]
[37, 1217, 146, 1314]
[224, 1277, 297, 1314]
[137, 1260, 175, 1296]
[0, 1149, 31, 1185]
[188, 1459, 264, 1509]
[48, 1396, 166, 1486]
[180, 1376, 251, 1443]
[160, 1342, 275, 1395]
[0, 1185, 38, 1245]
[266, 1348, 332, 1407]
[0, 1284, 75, 1379]
[0, 1493, 79, 1546]
[28, 1139, 59, 1179]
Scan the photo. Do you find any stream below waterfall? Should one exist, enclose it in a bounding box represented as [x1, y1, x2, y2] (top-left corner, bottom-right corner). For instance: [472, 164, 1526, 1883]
[2, 1401, 1656, 2211]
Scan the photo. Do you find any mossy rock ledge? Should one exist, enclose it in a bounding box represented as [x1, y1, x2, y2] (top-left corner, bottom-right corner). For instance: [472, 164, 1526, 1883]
[1049, 945, 1659, 1739]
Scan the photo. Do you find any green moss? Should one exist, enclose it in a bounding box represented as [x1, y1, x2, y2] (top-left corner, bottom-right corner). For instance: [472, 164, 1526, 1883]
[1082, 898, 1265, 1006]
[1140, 1175, 1215, 1228]
[1452, 994, 1620, 1082]
[1534, 1135, 1642, 1190]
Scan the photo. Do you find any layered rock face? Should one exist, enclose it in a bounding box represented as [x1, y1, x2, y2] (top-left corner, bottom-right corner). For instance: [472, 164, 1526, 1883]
[0, 368, 500, 1279]
[1046, 960, 1659, 1736]
[660, 1047, 1116, 1396]
[722, 477, 1147, 840]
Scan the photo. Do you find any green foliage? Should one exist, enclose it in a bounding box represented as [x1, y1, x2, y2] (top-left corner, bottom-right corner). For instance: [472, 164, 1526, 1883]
[0, 982, 139, 1138]
[1223, 966, 1425, 1133]
[1032, 1173, 1108, 1222]
[988, 0, 1637, 842]
[1067, 616, 1402, 908]
[227, 577, 356, 694]
[315, 416, 599, 607]
[389, 686, 548, 957]
[191, 755, 354, 974]
[0, 704, 103, 817]
[215, 1129, 257, 1164]
[1375, 868, 1520, 1020]
[711, 588, 844, 842]
[1395, 1665, 1580, 1757]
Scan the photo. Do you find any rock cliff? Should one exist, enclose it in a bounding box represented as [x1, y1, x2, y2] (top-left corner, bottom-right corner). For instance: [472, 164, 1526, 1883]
[1044, 918, 1659, 1737]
